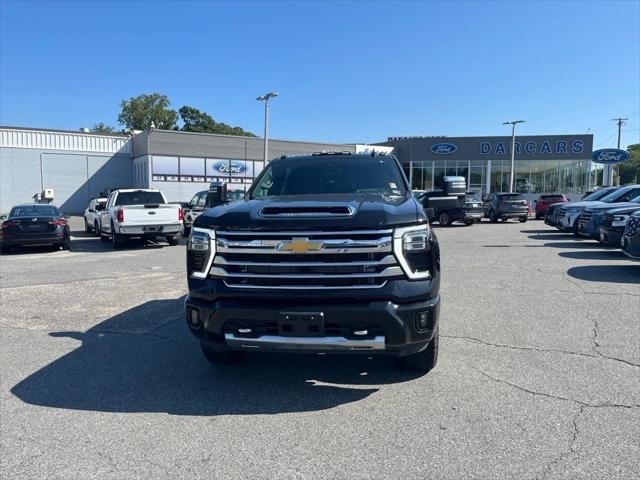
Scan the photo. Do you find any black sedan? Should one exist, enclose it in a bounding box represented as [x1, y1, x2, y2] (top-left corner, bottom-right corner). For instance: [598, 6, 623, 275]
[0, 204, 70, 253]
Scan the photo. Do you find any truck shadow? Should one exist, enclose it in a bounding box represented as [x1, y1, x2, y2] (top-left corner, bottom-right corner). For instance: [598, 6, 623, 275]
[566, 265, 640, 284]
[11, 298, 421, 416]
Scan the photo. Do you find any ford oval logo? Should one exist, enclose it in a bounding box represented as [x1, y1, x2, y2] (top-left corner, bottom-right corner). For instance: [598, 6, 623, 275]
[430, 143, 457, 155]
[212, 160, 247, 174]
[592, 148, 630, 165]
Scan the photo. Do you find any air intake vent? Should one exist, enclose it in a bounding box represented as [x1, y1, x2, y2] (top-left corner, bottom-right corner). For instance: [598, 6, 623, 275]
[260, 206, 353, 217]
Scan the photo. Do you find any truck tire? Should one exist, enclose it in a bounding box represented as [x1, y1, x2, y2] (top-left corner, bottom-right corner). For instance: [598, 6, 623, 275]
[181, 224, 191, 237]
[166, 235, 180, 246]
[111, 223, 124, 249]
[519, 216, 528, 223]
[403, 328, 438, 373]
[201, 345, 244, 365]
[438, 211, 451, 226]
[489, 210, 498, 223]
[464, 219, 473, 226]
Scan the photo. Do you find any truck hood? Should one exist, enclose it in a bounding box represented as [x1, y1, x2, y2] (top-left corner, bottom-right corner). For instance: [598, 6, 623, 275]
[193, 194, 423, 231]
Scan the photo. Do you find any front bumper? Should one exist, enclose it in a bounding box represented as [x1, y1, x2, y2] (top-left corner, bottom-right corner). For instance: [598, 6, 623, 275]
[577, 220, 601, 238]
[598, 227, 624, 246]
[185, 294, 440, 357]
[621, 235, 640, 260]
[557, 212, 581, 231]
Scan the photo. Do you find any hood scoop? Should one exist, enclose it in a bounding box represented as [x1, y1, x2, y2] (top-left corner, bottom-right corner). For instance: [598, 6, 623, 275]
[259, 205, 354, 217]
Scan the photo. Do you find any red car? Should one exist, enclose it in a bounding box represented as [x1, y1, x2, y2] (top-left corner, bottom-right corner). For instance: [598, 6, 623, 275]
[535, 194, 569, 219]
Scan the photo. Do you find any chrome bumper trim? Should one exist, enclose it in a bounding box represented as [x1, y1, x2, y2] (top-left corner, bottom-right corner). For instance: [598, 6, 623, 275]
[224, 333, 386, 350]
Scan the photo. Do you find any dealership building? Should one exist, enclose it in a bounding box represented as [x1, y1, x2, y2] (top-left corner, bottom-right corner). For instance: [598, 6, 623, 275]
[1, 126, 593, 213]
[378, 134, 594, 198]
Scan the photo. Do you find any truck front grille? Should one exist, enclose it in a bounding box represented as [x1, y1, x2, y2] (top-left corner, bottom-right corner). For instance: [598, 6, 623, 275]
[212, 229, 403, 289]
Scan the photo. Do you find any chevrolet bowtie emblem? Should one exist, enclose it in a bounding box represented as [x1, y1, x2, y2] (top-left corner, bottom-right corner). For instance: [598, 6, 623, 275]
[279, 238, 324, 254]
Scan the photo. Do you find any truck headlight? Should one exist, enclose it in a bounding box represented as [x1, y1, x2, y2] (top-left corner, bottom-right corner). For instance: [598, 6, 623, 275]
[188, 228, 216, 278]
[393, 224, 432, 280]
[188, 230, 211, 251]
[612, 214, 630, 227]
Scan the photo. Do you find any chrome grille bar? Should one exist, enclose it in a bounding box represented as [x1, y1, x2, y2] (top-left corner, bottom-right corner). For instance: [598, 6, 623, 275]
[210, 266, 403, 279]
[213, 254, 397, 268]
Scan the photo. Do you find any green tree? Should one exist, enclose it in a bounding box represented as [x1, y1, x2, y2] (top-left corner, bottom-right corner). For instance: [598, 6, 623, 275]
[619, 144, 640, 184]
[178, 105, 255, 137]
[118, 93, 178, 130]
[91, 122, 116, 134]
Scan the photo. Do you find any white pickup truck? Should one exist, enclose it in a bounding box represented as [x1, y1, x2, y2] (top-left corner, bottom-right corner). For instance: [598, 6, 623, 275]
[100, 189, 183, 249]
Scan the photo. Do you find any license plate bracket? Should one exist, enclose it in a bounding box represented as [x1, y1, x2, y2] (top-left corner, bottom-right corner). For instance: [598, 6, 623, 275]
[278, 312, 324, 337]
[143, 225, 160, 232]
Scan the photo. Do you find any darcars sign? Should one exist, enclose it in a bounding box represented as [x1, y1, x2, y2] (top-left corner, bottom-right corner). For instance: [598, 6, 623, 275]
[430, 143, 457, 155]
[591, 148, 630, 165]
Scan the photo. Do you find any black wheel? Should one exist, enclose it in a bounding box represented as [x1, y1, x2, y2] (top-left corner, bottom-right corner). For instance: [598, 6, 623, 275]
[519, 216, 528, 223]
[0, 244, 11, 254]
[181, 224, 191, 237]
[403, 328, 438, 373]
[489, 210, 498, 223]
[61, 242, 70, 250]
[100, 231, 109, 241]
[438, 211, 451, 226]
[464, 219, 473, 226]
[201, 345, 244, 365]
[84, 218, 91, 233]
[535, 213, 541, 220]
[166, 235, 179, 246]
[111, 223, 124, 249]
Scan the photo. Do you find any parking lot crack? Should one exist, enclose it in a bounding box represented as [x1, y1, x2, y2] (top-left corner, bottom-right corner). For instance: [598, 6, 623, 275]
[536, 405, 584, 480]
[442, 334, 639, 368]
[473, 368, 640, 409]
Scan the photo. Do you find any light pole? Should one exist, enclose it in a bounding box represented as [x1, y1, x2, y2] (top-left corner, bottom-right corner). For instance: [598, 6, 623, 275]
[256, 92, 278, 164]
[502, 120, 526, 193]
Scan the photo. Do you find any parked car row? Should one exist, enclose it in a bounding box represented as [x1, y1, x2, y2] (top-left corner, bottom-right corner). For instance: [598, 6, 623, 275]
[543, 184, 640, 260]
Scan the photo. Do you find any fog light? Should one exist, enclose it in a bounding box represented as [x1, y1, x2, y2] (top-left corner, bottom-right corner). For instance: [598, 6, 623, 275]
[415, 311, 430, 331]
[187, 308, 201, 329]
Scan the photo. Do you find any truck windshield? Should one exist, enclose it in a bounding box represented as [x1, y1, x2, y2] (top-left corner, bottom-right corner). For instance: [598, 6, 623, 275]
[249, 156, 407, 198]
[115, 191, 165, 205]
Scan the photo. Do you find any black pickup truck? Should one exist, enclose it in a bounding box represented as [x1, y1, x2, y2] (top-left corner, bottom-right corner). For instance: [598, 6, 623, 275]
[184, 152, 441, 373]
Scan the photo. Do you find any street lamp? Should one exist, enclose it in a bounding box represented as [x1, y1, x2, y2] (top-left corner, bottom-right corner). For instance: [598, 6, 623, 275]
[502, 120, 526, 193]
[256, 92, 278, 164]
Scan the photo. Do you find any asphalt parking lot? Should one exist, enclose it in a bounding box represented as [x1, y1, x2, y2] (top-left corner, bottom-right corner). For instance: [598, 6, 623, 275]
[1, 218, 638, 479]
